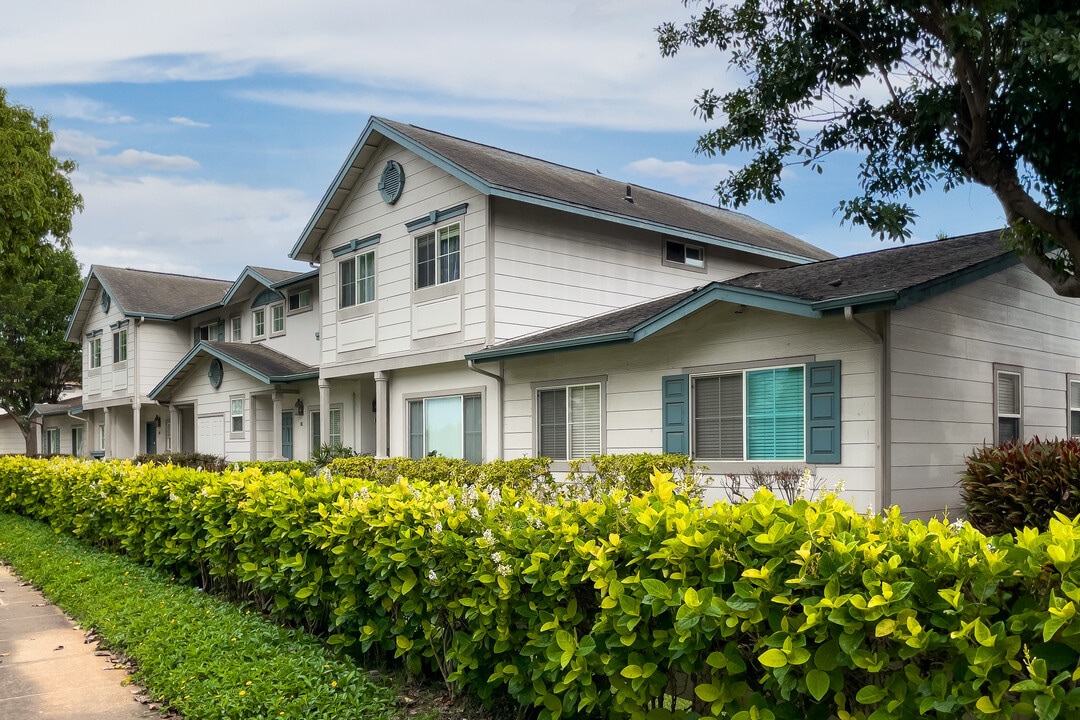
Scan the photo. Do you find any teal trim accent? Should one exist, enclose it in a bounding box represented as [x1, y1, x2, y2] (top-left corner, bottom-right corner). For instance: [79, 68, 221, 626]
[405, 203, 469, 232]
[148, 342, 319, 401]
[109, 320, 130, 330]
[271, 268, 319, 290]
[892, 252, 1019, 311]
[466, 332, 634, 362]
[378, 160, 405, 204]
[662, 374, 690, 454]
[251, 288, 284, 308]
[805, 360, 841, 464]
[331, 234, 381, 258]
[85, 329, 103, 338]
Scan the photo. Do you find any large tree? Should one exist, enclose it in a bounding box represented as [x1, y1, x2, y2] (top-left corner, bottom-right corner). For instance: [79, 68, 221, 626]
[0, 87, 82, 279]
[658, 1, 1080, 295]
[0, 243, 83, 453]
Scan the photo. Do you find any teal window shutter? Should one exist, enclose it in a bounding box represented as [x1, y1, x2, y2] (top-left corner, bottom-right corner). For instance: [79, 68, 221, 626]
[662, 374, 690, 454]
[217, 322, 225, 342]
[805, 360, 841, 463]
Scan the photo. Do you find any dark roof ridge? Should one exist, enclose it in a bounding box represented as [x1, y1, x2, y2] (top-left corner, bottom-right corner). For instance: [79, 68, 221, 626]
[93, 264, 231, 284]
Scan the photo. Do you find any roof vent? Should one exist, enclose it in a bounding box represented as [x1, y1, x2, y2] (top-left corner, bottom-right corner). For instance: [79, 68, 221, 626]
[624, 184, 634, 203]
[378, 160, 405, 205]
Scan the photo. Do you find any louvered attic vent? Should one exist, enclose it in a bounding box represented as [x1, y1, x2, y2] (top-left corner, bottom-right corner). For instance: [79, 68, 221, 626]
[379, 160, 405, 204]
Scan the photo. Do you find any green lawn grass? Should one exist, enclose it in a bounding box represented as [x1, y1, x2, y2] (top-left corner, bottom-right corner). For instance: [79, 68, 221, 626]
[0, 512, 397, 720]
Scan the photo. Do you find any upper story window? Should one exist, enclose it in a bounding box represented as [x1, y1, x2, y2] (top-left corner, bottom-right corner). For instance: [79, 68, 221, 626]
[230, 316, 242, 342]
[288, 287, 312, 313]
[270, 303, 285, 335]
[89, 337, 102, 369]
[340, 251, 375, 308]
[113, 329, 127, 363]
[253, 309, 266, 339]
[197, 321, 223, 343]
[665, 239, 705, 269]
[416, 223, 460, 289]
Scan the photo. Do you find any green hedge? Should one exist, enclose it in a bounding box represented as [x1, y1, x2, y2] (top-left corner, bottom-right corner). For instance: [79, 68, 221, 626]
[4, 455, 1080, 720]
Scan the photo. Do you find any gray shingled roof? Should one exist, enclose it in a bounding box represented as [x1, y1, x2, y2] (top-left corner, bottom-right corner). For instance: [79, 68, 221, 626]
[379, 118, 834, 262]
[204, 342, 316, 380]
[468, 230, 1016, 361]
[95, 266, 232, 317]
[248, 266, 307, 285]
[29, 397, 83, 418]
[722, 229, 1011, 301]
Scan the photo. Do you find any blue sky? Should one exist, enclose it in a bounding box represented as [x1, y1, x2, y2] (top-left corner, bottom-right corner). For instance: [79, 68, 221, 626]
[3, 0, 1004, 281]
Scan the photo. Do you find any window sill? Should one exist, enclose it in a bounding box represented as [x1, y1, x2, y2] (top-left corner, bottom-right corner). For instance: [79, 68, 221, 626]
[337, 302, 375, 322]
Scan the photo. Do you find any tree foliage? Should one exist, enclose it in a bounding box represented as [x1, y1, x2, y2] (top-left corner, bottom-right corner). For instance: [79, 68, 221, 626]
[658, 1, 1080, 295]
[0, 243, 83, 450]
[0, 87, 83, 279]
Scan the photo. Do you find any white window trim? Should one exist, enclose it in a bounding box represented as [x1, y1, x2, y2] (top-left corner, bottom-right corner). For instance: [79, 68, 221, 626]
[88, 337, 102, 370]
[328, 404, 344, 447]
[287, 286, 313, 315]
[230, 396, 245, 438]
[44, 427, 60, 454]
[339, 251, 376, 310]
[252, 308, 266, 339]
[269, 302, 286, 337]
[689, 363, 806, 463]
[663, 238, 706, 272]
[404, 389, 485, 462]
[113, 328, 128, 363]
[230, 315, 242, 342]
[1069, 374, 1080, 439]
[994, 364, 1023, 445]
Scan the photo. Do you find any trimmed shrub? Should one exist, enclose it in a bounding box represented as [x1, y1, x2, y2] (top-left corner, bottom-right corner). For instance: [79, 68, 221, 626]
[960, 437, 1080, 535]
[230, 460, 317, 476]
[135, 452, 228, 472]
[6, 456, 1080, 720]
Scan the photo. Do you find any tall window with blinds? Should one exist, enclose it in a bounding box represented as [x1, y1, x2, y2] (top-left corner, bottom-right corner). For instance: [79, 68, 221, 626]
[537, 383, 601, 460]
[995, 369, 1022, 444]
[1071, 378, 1080, 438]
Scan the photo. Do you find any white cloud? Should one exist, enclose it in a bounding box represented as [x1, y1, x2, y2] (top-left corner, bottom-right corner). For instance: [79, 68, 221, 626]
[103, 149, 201, 171]
[46, 95, 135, 124]
[52, 129, 117, 159]
[169, 116, 210, 128]
[625, 157, 739, 187]
[70, 172, 313, 278]
[0, 0, 720, 132]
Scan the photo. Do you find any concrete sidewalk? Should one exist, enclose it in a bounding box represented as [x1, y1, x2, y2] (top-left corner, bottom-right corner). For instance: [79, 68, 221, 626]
[0, 562, 159, 719]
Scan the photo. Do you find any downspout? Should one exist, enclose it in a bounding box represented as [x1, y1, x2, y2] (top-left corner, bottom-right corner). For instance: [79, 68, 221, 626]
[468, 359, 504, 459]
[845, 306, 887, 510]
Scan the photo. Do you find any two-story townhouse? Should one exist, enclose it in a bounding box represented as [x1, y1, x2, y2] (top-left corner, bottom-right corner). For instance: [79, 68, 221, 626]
[67, 265, 321, 460]
[288, 117, 833, 463]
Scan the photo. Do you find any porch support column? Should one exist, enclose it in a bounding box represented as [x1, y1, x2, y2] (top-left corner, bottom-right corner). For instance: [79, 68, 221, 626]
[169, 406, 180, 454]
[103, 407, 112, 459]
[132, 399, 142, 457]
[272, 390, 283, 460]
[248, 392, 258, 461]
[319, 379, 330, 450]
[374, 371, 389, 458]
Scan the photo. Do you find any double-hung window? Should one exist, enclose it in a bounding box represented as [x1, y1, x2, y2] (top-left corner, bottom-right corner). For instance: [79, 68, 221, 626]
[230, 398, 244, 434]
[197, 321, 223, 342]
[408, 394, 482, 462]
[113, 329, 127, 363]
[44, 427, 60, 455]
[230, 316, 242, 342]
[995, 368, 1022, 444]
[89, 337, 102, 369]
[271, 304, 285, 335]
[416, 223, 460, 289]
[253, 309, 266, 339]
[1070, 377, 1080, 438]
[340, 251, 375, 308]
[537, 383, 601, 460]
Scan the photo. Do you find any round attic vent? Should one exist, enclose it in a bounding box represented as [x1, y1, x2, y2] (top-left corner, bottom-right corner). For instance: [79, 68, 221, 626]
[208, 358, 223, 389]
[378, 160, 405, 205]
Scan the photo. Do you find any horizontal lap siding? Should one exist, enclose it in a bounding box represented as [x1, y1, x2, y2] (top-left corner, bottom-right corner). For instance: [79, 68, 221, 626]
[889, 265, 1080, 517]
[500, 304, 879, 505]
[318, 144, 487, 371]
[491, 202, 777, 342]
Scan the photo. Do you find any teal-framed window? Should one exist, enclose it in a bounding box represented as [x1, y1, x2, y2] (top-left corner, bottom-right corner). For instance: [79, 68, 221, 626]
[340, 251, 375, 308]
[408, 394, 482, 463]
[537, 383, 601, 460]
[416, 223, 460, 289]
[89, 337, 102, 369]
[44, 427, 60, 454]
[692, 365, 805, 461]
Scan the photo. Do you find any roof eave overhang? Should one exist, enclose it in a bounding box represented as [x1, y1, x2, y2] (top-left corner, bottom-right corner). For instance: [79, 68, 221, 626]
[488, 186, 823, 265]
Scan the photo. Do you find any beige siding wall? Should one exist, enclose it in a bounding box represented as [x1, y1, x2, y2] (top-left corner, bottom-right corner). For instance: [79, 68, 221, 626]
[0, 414, 23, 454]
[888, 264, 1080, 516]
[317, 143, 488, 372]
[137, 322, 191, 397]
[499, 303, 879, 510]
[490, 201, 783, 341]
